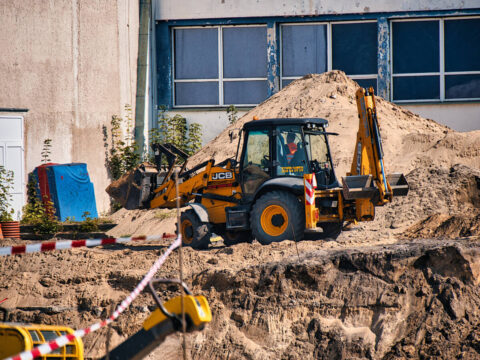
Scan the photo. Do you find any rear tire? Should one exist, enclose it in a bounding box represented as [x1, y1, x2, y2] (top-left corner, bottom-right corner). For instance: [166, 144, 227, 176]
[251, 191, 304, 245]
[321, 222, 343, 239]
[180, 210, 211, 250]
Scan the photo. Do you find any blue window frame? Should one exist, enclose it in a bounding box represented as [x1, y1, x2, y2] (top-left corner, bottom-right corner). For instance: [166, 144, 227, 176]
[392, 20, 440, 102]
[281, 22, 377, 92]
[392, 17, 480, 102]
[173, 25, 268, 107]
[445, 18, 480, 99]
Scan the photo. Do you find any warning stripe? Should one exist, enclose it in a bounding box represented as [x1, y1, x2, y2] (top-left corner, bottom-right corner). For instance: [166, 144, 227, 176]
[0, 234, 176, 257]
[304, 174, 317, 205]
[7, 236, 182, 360]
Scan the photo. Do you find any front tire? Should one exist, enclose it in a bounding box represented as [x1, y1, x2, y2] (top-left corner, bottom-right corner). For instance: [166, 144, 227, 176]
[321, 222, 343, 239]
[180, 210, 211, 250]
[251, 191, 304, 245]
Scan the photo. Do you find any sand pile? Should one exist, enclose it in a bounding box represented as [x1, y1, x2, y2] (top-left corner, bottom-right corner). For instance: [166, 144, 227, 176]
[189, 71, 480, 178]
[186, 71, 480, 234]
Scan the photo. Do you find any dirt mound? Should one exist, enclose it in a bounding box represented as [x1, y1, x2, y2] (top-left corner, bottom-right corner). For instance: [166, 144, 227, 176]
[187, 240, 480, 359]
[188, 71, 480, 178]
[404, 214, 480, 239]
[369, 164, 480, 232]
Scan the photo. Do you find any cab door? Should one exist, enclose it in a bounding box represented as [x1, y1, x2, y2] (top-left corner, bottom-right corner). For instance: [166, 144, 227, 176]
[239, 128, 272, 198]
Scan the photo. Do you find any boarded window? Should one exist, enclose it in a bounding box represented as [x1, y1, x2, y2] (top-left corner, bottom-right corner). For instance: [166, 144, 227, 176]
[392, 20, 440, 101]
[174, 28, 218, 79]
[282, 24, 327, 77]
[393, 21, 439, 74]
[332, 22, 377, 75]
[445, 18, 480, 72]
[223, 27, 267, 78]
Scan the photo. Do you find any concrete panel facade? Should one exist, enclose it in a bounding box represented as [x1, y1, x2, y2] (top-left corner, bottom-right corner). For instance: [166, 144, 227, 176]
[154, 0, 480, 20]
[0, 1, 139, 214]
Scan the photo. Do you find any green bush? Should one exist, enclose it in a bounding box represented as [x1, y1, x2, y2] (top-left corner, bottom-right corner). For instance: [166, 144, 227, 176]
[0, 166, 14, 222]
[148, 107, 203, 164]
[21, 177, 62, 235]
[103, 105, 141, 181]
[226, 105, 238, 125]
[79, 211, 99, 233]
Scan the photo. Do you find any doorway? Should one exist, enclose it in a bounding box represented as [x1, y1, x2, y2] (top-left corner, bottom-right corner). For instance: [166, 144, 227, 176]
[0, 116, 25, 220]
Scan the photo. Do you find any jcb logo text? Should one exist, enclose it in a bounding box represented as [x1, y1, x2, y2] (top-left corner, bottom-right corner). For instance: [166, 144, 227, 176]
[212, 172, 233, 180]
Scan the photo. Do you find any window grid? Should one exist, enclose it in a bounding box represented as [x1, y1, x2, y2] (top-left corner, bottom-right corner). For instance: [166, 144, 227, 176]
[280, 20, 378, 90]
[391, 16, 480, 103]
[172, 24, 268, 108]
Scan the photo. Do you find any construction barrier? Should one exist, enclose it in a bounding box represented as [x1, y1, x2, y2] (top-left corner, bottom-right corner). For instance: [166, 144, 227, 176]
[6, 235, 182, 360]
[0, 233, 176, 257]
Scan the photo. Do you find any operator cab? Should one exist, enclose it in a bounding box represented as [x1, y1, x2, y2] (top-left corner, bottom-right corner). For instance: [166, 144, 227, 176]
[238, 118, 339, 197]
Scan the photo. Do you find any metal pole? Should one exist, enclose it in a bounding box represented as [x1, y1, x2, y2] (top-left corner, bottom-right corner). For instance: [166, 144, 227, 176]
[175, 168, 187, 360]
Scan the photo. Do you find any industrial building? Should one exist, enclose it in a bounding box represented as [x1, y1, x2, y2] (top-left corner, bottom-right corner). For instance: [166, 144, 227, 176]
[1, 0, 479, 216]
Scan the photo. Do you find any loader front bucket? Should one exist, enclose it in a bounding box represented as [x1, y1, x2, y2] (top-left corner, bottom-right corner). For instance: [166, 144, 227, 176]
[106, 163, 158, 209]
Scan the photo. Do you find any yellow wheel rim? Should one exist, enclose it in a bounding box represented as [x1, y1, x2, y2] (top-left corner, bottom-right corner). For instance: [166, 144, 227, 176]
[260, 205, 288, 237]
[181, 219, 193, 244]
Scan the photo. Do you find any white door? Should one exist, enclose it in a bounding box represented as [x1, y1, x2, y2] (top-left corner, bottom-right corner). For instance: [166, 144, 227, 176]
[0, 116, 25, 220]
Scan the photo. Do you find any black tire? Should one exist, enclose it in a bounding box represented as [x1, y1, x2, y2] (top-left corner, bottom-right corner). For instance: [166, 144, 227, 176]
[321, 222, 343, 239]
[179, 210, 211, 250]
[250, 190, 304, 245]
[222, 230, 254, 246]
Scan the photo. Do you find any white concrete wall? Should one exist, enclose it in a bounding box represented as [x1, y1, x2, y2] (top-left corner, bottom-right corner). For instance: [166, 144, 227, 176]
[0, 1, 139, 214]
[162, 110, 248, 144]
[154, 0, 480, 20]
[404, 103, 480, 132]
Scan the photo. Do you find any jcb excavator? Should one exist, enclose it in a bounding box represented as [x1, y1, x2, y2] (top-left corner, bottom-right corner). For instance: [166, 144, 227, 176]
[107, 88, 409, 249]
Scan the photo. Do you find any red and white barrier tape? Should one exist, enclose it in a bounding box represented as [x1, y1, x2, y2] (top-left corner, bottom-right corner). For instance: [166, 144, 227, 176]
[7, 235, 182, 360]
[0, 234, 176, 257]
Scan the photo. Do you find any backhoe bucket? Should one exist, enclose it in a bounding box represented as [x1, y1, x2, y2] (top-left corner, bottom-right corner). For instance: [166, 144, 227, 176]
[386, 173, 409, 196]
[106, 163, 158, 210]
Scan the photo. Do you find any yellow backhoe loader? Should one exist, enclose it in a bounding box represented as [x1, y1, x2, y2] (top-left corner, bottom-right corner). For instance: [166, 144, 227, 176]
[107, 88, 408, 248]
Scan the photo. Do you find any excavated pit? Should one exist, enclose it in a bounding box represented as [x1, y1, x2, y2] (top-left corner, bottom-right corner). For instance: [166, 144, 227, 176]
[2, 71, 480, 359]
[188, 240, 480, 360]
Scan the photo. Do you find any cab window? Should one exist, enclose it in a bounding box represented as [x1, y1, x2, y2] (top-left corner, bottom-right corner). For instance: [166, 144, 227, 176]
[241, 130, 271, 195]
[275, 125, 307, 177]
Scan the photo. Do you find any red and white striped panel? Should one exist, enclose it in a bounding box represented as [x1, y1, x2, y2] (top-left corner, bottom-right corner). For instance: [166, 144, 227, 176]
[7, 236, 182, 360]
[0, 234, 176, 257]
[304, 174, 317, 205]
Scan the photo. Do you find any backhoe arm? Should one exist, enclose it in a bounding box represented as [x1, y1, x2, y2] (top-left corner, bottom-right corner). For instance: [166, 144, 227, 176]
[350, 87, 392, 205]
[340, 87, 408, 222]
